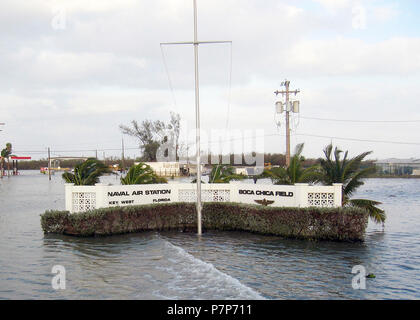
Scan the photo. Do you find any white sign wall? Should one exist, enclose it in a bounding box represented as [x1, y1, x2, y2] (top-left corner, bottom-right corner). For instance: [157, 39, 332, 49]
[66, 183, 342, 213]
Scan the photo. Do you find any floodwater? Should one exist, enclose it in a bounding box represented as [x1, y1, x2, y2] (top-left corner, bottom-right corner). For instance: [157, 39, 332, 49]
[0, 171, 419, 299]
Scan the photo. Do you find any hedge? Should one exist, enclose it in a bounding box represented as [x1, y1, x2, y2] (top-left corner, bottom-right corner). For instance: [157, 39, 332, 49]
[40, 202, 369, 241]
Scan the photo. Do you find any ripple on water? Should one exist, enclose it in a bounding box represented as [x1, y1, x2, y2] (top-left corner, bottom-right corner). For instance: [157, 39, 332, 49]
[1, 173, 420, 299]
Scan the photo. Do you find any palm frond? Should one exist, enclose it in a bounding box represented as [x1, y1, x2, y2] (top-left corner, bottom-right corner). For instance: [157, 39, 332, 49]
[121, 163, 167, 185]
[342, 151, 373, 181]
[299, 165, 322, 184]
[343, 166, 376, 197]
[263, 167, 290, 185]
[294, 143, 304, 157]
[208, 165, 245, 184]
[349, 199, 386, 224]
[319, 144, 385, 225]
[61, 158, 111, 185]
[263, 144, 319, 185]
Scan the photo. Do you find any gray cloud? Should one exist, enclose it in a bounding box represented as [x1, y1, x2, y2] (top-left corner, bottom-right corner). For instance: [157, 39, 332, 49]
[0, 0, 419, 160]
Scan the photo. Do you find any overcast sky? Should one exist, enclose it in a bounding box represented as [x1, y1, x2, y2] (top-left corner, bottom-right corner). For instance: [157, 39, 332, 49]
[1, 0, 419, 161]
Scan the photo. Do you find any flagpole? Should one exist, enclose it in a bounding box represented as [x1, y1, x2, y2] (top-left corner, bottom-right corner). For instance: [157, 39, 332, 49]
[160, 1, 231, 236]
[193, 0, 202, 235]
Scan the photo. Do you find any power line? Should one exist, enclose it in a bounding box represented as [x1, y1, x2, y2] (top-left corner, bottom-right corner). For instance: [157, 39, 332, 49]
[13, 131, 420, 156]
[160, 44, 178, 111]
[293, 133, 420, 146]
[14, 147, 140, 153]
[224, 42, 233, 131]
[195, 132, 420, 146]
[300, 116, 420, 123]
[212, 42, 233, 183]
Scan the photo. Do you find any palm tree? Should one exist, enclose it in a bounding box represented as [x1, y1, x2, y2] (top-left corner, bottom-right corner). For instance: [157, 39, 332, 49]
[319, 144, 385, 224]
[121, 163, 167, 185]
[0, 150, 5, 177]
[208, 164, 246, 183]
[262, 143, 320, 185]
[1, 143, 13, 176]
[62, 158, 111, 185]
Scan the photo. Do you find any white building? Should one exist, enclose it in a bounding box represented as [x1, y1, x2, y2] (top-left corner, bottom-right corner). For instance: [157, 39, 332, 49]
[137, 161, 204, 177]
[143, 162, 181, 177]
[375, 158, 420, 175]
[412, 169, 420, 176]
[234, 167, 264, 176]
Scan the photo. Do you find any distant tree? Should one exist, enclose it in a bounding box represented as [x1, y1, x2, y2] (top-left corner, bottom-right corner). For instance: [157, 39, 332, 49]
[62, 158, 111, 185]
[318, 144, 386, 224]
[262, 143, 320, 185]
[168, 112, 181, 159]
[119, 112, 181, 162]
[121, 163, 167, 185]
[264, 153, 286, 166]
[120, 120, 163, 162]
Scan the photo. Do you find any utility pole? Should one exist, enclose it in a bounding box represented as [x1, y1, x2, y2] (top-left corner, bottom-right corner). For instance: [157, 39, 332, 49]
[48, 147, 51, 181]
[95, 149, 98, 159]
[275, 80, 300, 167]
[160, 0, 231, 236]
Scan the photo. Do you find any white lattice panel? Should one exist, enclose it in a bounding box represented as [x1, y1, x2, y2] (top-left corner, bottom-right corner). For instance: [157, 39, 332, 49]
[308, 192, 335, 207]
[72, 192, 97, 212]
[178, 189, 230, 202]
[203, 190, 230, 202]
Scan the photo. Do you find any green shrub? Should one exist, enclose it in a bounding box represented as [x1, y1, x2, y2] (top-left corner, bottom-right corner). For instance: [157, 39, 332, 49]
[41, 203, 368, 241]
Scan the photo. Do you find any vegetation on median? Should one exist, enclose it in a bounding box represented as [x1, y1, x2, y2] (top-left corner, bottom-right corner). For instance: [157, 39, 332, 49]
[62, 158, 112, 185]
[261, 143, 386, 224]
[41, 202, 369, 241]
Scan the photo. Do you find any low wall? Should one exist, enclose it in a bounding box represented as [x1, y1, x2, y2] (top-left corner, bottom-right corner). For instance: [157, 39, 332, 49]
[66, 183, 343, 213]
[41, 202, 368, 241]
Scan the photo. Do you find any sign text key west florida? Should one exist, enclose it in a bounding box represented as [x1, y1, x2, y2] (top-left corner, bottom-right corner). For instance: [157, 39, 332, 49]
[66, 183, 342, 213]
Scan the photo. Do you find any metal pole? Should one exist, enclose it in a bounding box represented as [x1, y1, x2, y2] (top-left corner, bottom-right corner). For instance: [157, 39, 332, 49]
[285, 81, 291, 167]
[121, 137, 125, 174]
[160, 1, 230, 235]
[48, 147, 51, 181]
[193, 0, 202, 235]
